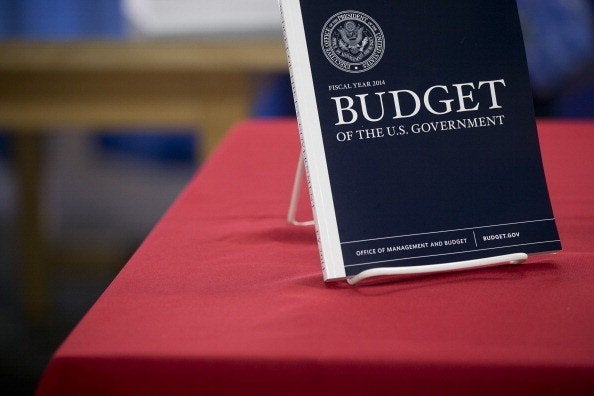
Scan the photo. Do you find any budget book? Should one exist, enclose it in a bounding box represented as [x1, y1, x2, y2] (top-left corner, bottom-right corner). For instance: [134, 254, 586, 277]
[279, 0, 561, 281]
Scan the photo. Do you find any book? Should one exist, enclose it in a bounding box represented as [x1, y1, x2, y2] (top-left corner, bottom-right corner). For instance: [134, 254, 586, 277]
[279, 0, 561, 281]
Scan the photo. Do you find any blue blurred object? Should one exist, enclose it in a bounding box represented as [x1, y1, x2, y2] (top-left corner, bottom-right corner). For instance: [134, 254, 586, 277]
[0, 0, 124, 38]
[97, 131, 195, 163]
[517, 0, 593, 99]
[253, 74, 296, 118]
[0, 135, 6, 157]
[555, 85, 594, 118]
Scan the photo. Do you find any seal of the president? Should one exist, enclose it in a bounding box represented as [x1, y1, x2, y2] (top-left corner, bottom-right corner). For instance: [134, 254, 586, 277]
[321, 10, 385, 73]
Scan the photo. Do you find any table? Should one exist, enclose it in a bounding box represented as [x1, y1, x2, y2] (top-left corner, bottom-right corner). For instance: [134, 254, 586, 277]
[36, 120, 594, 395]
[0, 40, 287, 154]
[0, 40, 287, 320]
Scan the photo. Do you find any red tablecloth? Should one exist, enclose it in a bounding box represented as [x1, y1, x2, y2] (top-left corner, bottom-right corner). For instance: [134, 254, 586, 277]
[37, 120, 594, 395]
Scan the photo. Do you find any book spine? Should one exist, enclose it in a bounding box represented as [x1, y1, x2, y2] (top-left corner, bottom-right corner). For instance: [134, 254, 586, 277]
[278, 0, 329, 279]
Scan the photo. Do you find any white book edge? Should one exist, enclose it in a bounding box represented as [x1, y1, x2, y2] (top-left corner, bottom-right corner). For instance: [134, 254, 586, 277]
[278, 0, 346, 281]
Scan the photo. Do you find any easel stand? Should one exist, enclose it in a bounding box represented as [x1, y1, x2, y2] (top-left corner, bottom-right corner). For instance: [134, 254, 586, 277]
[287, 155, 527, 285]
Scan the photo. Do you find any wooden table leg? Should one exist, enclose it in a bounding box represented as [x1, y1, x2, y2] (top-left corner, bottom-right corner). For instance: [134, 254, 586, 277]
[14, 132, 49, 324]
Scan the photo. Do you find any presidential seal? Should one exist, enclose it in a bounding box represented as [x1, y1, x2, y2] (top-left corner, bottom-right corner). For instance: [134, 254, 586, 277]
[321, 10, 385, 73]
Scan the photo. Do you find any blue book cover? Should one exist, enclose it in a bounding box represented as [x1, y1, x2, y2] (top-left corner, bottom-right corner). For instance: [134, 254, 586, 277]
[279, 0, 561, 281]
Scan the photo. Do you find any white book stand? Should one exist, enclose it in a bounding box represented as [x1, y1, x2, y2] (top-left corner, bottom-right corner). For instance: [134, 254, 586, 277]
[287, 154, 527, 285]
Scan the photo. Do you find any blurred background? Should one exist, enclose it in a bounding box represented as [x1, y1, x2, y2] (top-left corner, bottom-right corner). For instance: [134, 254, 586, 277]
[0, 0, 592, 394]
